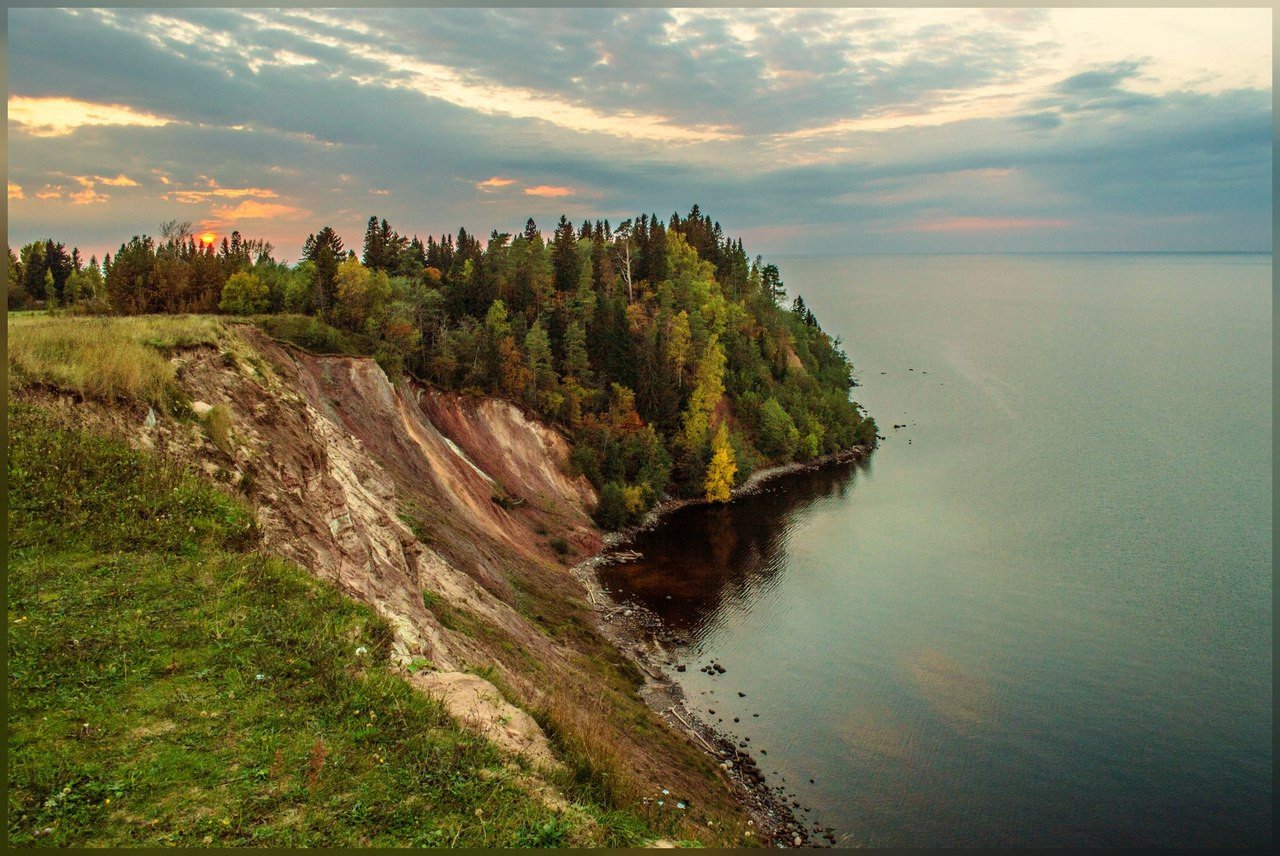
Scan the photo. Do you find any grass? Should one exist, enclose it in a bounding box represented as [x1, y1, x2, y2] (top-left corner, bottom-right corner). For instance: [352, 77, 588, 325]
[203, 405, 234, 457]
[251, 314, 374, 357]
[6, 404, 663, 847]
[7, 314, 223, 409]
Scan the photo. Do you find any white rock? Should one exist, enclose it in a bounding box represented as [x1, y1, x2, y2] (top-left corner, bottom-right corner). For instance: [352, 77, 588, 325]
[192, 401, 214, 417]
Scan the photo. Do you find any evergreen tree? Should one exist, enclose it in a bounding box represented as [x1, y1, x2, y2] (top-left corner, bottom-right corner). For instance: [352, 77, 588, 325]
[362, 215, 384, 271]
[550, 215, 579, 294]
[19, 242, 48, 301]
[303, 226, 344, 315]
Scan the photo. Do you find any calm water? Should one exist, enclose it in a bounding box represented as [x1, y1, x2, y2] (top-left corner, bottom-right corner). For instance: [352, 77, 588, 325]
[599, 254, 1272, 847]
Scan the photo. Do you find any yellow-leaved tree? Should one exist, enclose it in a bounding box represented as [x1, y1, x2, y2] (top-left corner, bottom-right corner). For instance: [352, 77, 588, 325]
[704, 422, 736, 503]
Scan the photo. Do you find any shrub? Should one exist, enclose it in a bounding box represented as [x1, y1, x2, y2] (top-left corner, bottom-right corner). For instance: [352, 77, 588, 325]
[254, 313, 373, 355]
[593, 482, 629, 530]
[219, 271, 270, 315]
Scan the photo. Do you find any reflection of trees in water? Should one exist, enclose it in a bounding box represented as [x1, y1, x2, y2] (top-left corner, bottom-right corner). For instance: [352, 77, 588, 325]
[599, 458, 865, 639]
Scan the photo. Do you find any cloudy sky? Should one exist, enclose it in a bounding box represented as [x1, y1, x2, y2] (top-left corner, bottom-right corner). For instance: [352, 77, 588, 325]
[6, 5, 1273, 262]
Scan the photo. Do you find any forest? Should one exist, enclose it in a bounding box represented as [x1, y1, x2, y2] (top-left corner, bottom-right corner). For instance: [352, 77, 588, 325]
[7, 206, 876, 527]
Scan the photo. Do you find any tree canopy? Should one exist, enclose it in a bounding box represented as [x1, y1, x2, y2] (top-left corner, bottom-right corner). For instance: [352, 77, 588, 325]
[11, 204, 876, 527]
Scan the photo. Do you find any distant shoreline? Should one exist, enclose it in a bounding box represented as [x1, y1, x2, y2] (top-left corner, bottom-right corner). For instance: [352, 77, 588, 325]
[765, 250, 1272, 259]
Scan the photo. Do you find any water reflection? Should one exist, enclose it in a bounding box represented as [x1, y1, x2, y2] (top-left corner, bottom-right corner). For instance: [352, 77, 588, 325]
[598, 458, 864, 641]
[902, 647, 995, 733]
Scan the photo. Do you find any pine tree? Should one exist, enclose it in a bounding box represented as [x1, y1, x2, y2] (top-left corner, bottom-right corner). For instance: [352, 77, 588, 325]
[362, 215, 384, 270]
[551, 215, 579, 294]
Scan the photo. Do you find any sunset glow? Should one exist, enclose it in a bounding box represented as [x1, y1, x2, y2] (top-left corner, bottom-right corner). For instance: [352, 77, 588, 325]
[5, 6, 1271, 257]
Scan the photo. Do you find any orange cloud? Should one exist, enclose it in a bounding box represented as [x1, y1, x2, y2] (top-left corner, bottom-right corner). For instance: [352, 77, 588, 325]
[8, 183, 24, 200]
[165, 186, 280, 204]
[477, 176, 516, 191]
[96, 173, 139, 187]
[35, 184, 63, 199]
[71, 174, 135, 188]
[210, 200, 306, 221]
[69, 187, 109, 205]
[910, 216, 1073, 233]
[524, 185, 574, 198]
[8, 95, 173, 136]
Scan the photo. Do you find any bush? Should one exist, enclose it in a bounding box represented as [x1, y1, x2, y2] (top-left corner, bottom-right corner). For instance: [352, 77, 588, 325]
[254, 314, 373, 355]
[219, 271, 269, 315]
[593, 482, 629, 530]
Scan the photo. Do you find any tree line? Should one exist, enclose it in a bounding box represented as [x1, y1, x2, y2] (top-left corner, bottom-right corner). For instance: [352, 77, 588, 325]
[6, 206, 876, 526]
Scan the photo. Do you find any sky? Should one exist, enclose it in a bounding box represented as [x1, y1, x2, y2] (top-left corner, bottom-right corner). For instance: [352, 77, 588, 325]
[6, 5, 1273, 262]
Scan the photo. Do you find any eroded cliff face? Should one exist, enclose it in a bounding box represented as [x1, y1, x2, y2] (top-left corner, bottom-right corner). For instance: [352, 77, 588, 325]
[165, 328, 599, 677]
[24, 323, 751, 838]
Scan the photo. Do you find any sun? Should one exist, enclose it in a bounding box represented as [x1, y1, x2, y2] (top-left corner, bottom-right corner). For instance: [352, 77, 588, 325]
[199, 231, 216, 246]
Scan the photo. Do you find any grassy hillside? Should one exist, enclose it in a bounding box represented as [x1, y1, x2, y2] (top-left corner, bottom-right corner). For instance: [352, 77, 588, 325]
[5, 403, 677, 847]
[7, 314, 222, 408]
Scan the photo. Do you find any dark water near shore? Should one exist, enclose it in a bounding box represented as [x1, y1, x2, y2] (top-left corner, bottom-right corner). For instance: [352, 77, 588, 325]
[599, 254, 1272, 847]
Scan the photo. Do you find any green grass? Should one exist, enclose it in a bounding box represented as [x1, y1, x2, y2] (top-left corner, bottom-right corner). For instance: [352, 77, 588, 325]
[251, 314, 374, 357]
[7, 314, 223, 409]
[6, 404, 660, 847]
[7, 405, 256, 556]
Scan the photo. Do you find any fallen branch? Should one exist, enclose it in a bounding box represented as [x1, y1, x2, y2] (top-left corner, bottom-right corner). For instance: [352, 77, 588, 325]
[667, 706, 718, 755]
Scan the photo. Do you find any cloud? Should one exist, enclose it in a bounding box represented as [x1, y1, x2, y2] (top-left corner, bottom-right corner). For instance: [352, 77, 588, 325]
[164, 185, 281, 204]
[3, 7, 1271, 258]
[209, 200, 307, 221]
[524, 185, 574, 198]
[8, 95, 173, 136]
[95, 173, 139, 187]
[369, 188, 390, 195]
[69, 188, 110, 205]
[1055, 60, 1145, 93]
[69, 174, 138, 192]
[8, 183, 25, 200]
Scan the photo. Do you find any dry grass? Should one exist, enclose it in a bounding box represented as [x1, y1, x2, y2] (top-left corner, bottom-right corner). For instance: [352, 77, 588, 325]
[204, 404, 234, 455]
[537, 670, 636, 801]
[7, 314, 223, 408]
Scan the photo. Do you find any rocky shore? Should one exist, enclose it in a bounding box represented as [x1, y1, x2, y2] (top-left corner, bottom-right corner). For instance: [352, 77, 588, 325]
[571, 443, 874, 847]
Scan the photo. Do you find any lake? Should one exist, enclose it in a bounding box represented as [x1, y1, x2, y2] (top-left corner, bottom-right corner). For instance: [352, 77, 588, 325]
[598, 254, 1272, 847]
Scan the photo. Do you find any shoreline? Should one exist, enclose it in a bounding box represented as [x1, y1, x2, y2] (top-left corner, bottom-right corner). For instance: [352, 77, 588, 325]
[571, 442, 874, 847]
[608, 443, 872, 545]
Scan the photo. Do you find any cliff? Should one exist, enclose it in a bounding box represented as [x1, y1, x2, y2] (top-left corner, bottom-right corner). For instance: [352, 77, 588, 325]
[8, 316, 769, 845]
